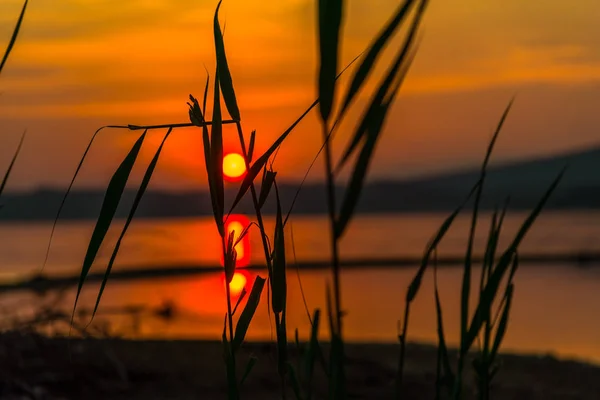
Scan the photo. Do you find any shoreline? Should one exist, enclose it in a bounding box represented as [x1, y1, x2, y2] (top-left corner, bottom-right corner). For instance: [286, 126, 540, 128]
[1, 333, 599, 399]
[1, 252, 598, 293]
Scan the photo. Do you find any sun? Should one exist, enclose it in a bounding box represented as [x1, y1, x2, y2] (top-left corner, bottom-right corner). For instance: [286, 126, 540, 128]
[223, 153, 247, 181]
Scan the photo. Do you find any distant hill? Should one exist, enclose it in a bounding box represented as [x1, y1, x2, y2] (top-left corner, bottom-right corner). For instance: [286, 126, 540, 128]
[0, 146, 599, 221]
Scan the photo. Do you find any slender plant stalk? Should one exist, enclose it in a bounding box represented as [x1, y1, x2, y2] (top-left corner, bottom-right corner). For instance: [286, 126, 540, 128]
[322, 123, 342, 335]
[233, 121, 288, 398]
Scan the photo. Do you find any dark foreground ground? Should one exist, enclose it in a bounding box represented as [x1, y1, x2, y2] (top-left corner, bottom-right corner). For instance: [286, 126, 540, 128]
[0, 332, 599, 399]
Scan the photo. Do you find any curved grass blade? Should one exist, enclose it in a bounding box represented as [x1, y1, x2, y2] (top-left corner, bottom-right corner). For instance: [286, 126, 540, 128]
[271, 182, 286, 314]
[233, 275, 266, 353]
[336, 2, 425, 172]
[227, 54, 362, 215]
[432, 251, 454, 395]
[211, 73, 225, 237]
[232, 287, 248, 316]
[304, 309, 322, 400]
[203, 69, 210, 116]
[90, 128, 172, 319]
[247, 130, 256, 163]
[0, 0, 28, 74]
[466, 167, 566, 348]
[335, 46, 418, 238]
[42, 125, 115, 270]
[490, 283, 514, 361]
[460, 100, 514, 347]
[0, 130, 25, 198]
[317, 0, 344, 123]
[214, 0, 240, 121]
[73, 131, 147, 316]
[407, 182, 478, 303]
[258, 168, 276, 209]
[337, 0, 415, 119]
[240, 356, 258, 387]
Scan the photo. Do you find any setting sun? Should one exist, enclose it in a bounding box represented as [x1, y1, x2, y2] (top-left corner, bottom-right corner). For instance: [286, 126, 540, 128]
[223, 153, 247, 181]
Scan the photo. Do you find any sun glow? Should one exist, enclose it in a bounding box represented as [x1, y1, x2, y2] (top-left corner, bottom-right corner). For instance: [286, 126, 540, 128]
[223, 153, 247, 181]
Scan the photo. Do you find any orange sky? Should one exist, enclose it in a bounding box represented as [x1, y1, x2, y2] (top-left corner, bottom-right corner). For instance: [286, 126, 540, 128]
[1, 0, 600, 190]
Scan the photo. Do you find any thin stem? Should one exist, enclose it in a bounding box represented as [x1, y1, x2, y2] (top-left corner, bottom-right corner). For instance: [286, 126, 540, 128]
[321, 123, 342, 335]
[127, 120, 238, 131]
[234, 122, 286, 398]
[396, 302, 411, 398]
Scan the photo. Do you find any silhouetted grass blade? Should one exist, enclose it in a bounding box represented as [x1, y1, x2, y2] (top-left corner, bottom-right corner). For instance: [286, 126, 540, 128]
[466, 167, 566, 348]
[258, 168, 276, 209]
[73, 131, 147, 316]
[0, 131, 25, 198]
[240, 356, 257, 387]
[304, 309, 321, 400]
[214, 0, 241, 121]
[228, 56, 361, 214]
[407, 183, 478, 303]
[461, 100, 512, 349]
[232, 287, 248, 316]
[233, 275, 266, 353]
[433, 253, 454, 395]
[248, 130, 256, 163]
[91, 128, 172, 318]
[224, 231, 237, 284]
[490, 283, 513, 361]
[335, 48, 416, 238]
[203, 71, 210, 115]
[336, 1, 425, 171]
[42, 126, 111, 270]
[317, 0, 344, 123]
[271, 183, 286, 314]
[0, 0, 28, 74]
[337, 0, 415, 118]
[188, 95, 203, 126]
[211, 73, 225, 237]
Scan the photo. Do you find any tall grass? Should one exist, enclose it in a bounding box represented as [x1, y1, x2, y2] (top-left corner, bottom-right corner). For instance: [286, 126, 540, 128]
[60, 0, 567, 399]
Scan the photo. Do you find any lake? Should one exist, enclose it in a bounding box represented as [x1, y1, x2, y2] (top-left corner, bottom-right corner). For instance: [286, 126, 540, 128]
[1, 211, 599, 364]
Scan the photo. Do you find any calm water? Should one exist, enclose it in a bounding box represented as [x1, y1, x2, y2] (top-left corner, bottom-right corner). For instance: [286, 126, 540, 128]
[1, 211, 600, 364]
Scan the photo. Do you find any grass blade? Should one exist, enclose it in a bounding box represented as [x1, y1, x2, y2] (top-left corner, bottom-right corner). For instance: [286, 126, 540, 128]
[42, 126, 112, 270]
[304, 309, 321, 400]
[214, 1, 241, 121]
[211, 72, 225, 236]
[335, 45, 418, 238]
[258, 168, 276, 209]
[336, 1, 426, 171]
[317, 0, 344, 123]
[227, 54, 361, 215]
[337, 0, 415, 118]
[90, 128, 172, 319]
[407, 183, 478, 303]
[466, 167, 566, 348]
[461, 99, 514, 347]
[240, 356, 258, 387]
[203, 70, 210, 116]
[0, 131, 25, 198]
[490, 283, 514, 361]
[233, 276, 266, 353]
[73, 131, 147, 316]
[0, 0, 28, 74]
[271, 182, 286, 314]
[433, 251, 454, 395]
[247, 130, 256, 163]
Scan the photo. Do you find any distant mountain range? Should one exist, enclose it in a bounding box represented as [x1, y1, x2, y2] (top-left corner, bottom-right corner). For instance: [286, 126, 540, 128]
[1, 146, 599, 221]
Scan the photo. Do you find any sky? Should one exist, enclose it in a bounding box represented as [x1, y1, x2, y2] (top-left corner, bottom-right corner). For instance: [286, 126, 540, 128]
[1, 0, 600, 191]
